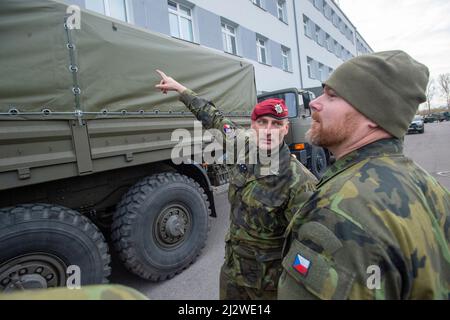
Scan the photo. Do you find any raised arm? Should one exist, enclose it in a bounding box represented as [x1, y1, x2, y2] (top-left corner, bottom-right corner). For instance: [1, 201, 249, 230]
[155, 69, 240, 137]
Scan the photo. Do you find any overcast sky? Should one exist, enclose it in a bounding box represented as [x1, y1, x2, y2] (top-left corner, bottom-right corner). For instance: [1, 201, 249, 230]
[338, 0, 450, 107]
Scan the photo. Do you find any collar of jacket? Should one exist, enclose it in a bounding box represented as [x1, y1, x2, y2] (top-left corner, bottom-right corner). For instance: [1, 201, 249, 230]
[253, 142, 292, 179]
[317, 138, 404, 188]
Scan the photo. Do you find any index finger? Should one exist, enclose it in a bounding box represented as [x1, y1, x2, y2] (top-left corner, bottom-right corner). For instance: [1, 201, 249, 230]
[155, 69, 169, 80]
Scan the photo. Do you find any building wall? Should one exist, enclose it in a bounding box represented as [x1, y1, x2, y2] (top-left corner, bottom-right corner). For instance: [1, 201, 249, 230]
[294, 0, 372, 89]
[67, 0, 372, 94]
[190, 0, 302, 92]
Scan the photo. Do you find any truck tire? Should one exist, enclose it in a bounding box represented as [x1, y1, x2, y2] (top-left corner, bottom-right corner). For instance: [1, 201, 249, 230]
[112, 172, 210, 281]
[310, 146, 328, 179]
[0, 204, 111, 292]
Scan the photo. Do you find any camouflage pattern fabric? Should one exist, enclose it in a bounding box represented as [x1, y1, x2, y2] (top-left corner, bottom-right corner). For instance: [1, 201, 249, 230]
[220, 265, 276, 300]
[278, 138, 450, 300]
[179, 90, 317, 299]
[0, 284, 148, 300]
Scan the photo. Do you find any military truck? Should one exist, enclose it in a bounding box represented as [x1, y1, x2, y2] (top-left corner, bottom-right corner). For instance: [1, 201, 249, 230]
[0, 0, 329, 292]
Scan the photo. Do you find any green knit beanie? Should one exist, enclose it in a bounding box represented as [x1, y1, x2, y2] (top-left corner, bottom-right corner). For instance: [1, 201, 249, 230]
[324, 50, 429, 138]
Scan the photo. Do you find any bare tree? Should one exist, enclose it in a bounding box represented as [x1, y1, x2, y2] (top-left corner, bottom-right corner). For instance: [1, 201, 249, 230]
[438, 73, 450, 108]
[426, 79, 435, 114]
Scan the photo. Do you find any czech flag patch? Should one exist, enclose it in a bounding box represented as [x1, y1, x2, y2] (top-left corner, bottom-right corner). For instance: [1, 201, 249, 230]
[223, 124, 233, 134]
[293, 253, 311, 276]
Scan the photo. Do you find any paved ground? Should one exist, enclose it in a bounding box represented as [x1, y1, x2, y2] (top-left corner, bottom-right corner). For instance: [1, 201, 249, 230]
[111, 120, 450, 299]
[404, 121, 450, 190]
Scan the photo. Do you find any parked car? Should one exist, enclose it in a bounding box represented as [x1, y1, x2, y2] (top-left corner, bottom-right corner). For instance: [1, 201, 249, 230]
[408, 115, 425, 134]
[424, 114, 437, 123]
[440, 111, 450, 121]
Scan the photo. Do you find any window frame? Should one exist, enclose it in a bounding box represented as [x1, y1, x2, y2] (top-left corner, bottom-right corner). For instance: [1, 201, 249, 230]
[307, 57, 313, 79]
[221, 21, 238, 55]
[281, 46, 291, 72]
[86, 0, 134, 23]
[277, 0, 288, 23]
[318, 63, 324, 81]
[168, 1, 195, 42]
[314, 25, 321, 44]
[252, 0, 265, 9]
[256, 36, 268, 65]
[303, 15, 312, 38]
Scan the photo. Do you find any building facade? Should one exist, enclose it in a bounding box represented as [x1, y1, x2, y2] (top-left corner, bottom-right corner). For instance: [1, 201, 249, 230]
[67, 0, 372, 93]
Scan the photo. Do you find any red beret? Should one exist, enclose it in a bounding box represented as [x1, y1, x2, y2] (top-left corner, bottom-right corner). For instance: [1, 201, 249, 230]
[251, 98, 289, 121]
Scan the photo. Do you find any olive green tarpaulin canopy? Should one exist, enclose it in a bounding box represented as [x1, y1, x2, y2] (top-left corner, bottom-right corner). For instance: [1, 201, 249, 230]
[0, 0, 257, 118]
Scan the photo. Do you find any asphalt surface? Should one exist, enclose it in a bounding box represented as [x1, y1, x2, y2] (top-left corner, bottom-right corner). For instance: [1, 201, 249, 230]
[110, 121, 450, 299]
[404, 121, 450, 190]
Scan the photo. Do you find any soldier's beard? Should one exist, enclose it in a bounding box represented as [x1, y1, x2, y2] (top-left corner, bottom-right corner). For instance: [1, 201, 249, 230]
[306, 112, 357, 148]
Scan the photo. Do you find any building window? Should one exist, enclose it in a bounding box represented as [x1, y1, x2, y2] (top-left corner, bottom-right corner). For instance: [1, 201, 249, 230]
[334, 40, 340, 57]
[329, 67, 334, 76]
[221, 22, 237, 55]
[252, 0, 265, 9]
[256, 37, 268, 64]
[340, 21, 346, 34]
[168, 1, 194, 42]
[281, 46, 291, 72]
[318, 63, 324, 81]
[326, 33, 333, 52]
[277, 0, 287, 23]
[303, 15, 312, 38]
[86, 0, 133, 23]
[324, 2, 332, 19]
[332, 11, 339, 27]
[314, 0, 323, 12]
[307, 57, 313, 79]
[314, 25, 320, 44]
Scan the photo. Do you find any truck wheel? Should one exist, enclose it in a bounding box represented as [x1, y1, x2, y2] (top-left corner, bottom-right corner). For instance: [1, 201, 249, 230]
[310, 146, 328, 178]
[0, 204, 111, 292]
[112, 172, 210, 281]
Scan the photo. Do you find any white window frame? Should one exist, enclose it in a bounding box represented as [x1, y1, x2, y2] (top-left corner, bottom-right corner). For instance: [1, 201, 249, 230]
[303, 15, 312, 38]
[314, 25, 320, 44]
[221, 21, 238, 55]
[334, 41, 340, 57]
[256, 37, 268, 64]
[252, 0, 265, 9]
[168, 1, 194, 42]
[277, 0, 287, 23]
[318, 63, 324, 81]
[329, 67, 334, 76]
[307, 57, 313, 79]
[332, 12, 339, 27]
[324, 2, 331, 19]
[326, 33, 333, 52]
[281, 46, 291, 72]
[86, 0, 134, 23]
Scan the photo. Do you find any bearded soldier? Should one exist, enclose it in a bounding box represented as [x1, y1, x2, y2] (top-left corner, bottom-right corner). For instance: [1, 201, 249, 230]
[278, 51, 450, 300]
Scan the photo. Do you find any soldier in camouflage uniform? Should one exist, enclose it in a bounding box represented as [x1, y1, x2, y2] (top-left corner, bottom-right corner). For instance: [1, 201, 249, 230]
[278, 50, 450, 299]
[155, 70, 317, 300]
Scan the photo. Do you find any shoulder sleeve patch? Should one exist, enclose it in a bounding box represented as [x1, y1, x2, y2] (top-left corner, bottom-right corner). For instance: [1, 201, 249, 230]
[281, 237, 355, 300]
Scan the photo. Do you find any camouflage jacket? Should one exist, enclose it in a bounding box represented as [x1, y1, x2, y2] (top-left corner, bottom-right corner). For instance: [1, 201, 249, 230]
[180, 90, 317, 290]
[0, 285, 148, 300]
[278, 138, 450, 300]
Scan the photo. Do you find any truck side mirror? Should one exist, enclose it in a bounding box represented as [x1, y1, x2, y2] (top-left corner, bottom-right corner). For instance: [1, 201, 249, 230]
[302, 92, 312, 110]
